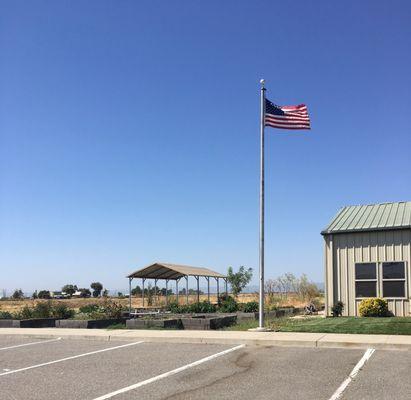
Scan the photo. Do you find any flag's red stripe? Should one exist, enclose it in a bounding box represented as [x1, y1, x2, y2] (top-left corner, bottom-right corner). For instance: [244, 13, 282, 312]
[266, 114, 309, 122]
[265, 119, 310, 126]
[268, 111, 309, 117]
[265, 123, 311, 130]
[279, 104, 307, 110]
[265, 120, 310, 127]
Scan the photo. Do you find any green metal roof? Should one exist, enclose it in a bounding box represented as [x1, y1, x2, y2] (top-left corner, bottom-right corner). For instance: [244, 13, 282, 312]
[321, 201, 411, 235]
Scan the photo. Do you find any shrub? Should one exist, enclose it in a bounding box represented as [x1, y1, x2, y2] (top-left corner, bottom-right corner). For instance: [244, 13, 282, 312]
[79, 304, 100, 314]
[359, 298, 389, 317]
[33, 301, 52, 318]
[188, 301, 216, 313]
[16, 305, 34, 320]
[0, 311, 13, 319]
[166, 301, 182, 313]
[12, 302, 76, 320]
[101, 299, 124, 319]
[242, 301, 259, 313]
[218, 294, 239, 313]
[51, 304, 75, 319]
[331, 301, 344, 317]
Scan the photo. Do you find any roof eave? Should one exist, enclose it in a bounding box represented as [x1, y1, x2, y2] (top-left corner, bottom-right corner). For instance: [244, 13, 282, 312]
[321, 225, 411, 236]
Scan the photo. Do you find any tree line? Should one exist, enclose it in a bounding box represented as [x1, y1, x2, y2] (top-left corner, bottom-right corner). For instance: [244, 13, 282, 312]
[9, 282, 105, 300]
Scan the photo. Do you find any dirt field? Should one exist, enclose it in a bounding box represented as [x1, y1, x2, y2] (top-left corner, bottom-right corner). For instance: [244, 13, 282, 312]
[0, 293, 315, 314]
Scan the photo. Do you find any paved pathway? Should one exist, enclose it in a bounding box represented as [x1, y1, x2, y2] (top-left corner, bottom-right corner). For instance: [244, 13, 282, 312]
[0, 328, 410, 350]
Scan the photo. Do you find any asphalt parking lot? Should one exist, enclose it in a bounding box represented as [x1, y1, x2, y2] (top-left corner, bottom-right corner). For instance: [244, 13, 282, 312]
[0, 336, 409, 400]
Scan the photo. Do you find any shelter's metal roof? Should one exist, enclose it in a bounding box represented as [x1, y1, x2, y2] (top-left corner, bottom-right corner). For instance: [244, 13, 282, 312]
[322, 201, 411, 235]
[127, 262, 226, 280]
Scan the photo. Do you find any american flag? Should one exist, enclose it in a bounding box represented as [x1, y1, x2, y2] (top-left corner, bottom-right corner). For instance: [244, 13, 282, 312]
[264, 98, 310, 130]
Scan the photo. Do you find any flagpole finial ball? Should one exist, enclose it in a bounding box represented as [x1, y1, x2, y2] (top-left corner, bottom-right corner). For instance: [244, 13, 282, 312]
[260, 79, 265, 86]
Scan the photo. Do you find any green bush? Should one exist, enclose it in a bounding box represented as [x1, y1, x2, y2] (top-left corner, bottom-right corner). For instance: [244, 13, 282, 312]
[12, 302, 75, 320]
[51, 304, 75, 319]
[83, 299, 124, 319]
[0, 311, 13, 319]
[100, 299, 124, 319]
[33, 301, 52, 318]
[359, 298, 389, 317]
[188, 301, 216, 313]
[166, 301, 216, 314]
[242, 301, 259, 313]
[166, 301, 184, 313]
[331, 301, 344, 317]
[16, 305, 34, 319]
[218, 294, 239, 313]
[79, 304, 100, 314]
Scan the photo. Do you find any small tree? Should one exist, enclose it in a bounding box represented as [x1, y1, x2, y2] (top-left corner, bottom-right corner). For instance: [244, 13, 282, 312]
[297, 274, 320, 301]
[90, 282, 103, 298]
[62, 284, 78, 296]
[78, 288, 91, 298]
[131, 286, 142, 296]
[38, 290, 51, 299]
[227, 266, 253, 296]
[32, 290, 38, 299]
[102, 289, 109, 297]
[12, 289, 24, 299]
[146, 283, 153, 306]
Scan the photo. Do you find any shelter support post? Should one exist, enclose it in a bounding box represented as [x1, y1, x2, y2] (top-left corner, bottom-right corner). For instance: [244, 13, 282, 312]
[176, 279, 179, 304]
[128, 277, 133, 315]
[165, 279, 169, 306]
[185, 276, 189, 305]
[215, 277, 219, 300]
[142, 278, 145, 308]
[195, 276, 200, 303]
[224, 278, 228, 295]
[206, 277, 210, 302]
[154, 279, 157, 306]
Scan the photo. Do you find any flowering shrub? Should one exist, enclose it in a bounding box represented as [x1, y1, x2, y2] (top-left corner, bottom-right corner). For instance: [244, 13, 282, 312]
[359, 298, 389, 317]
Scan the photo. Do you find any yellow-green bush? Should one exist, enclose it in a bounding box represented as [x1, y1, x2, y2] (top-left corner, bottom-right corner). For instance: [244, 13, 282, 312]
[358, 298, 389, 317]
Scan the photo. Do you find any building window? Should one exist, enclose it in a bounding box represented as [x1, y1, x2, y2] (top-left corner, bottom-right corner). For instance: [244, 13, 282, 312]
[382, 262, 406, 298]
[355, 263, 377, 297]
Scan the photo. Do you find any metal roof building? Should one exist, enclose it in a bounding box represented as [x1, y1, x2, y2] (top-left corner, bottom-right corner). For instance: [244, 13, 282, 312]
[126, 262, 227, 312]
[322, 201, 411, 317]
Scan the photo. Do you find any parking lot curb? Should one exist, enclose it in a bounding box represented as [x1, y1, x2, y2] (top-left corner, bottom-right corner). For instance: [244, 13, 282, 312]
[0, 328, 410, 350]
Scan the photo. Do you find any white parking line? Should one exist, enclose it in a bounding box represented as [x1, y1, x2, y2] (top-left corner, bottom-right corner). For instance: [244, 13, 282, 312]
[329, 348, 375, 400]
[92, 344, 246, 400]
[0, 337, 62, 351]
[0, 341, 144, 377]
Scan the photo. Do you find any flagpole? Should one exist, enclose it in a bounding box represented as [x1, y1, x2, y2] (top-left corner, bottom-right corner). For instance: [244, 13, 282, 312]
[258, 79, 266, 330]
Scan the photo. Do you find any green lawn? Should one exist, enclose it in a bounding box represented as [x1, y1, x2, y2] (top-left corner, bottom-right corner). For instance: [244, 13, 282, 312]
[225, 317, 411, 335]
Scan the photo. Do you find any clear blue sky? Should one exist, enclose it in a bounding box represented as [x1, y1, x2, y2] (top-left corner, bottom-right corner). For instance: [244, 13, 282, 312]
[1, 1, 411, 293]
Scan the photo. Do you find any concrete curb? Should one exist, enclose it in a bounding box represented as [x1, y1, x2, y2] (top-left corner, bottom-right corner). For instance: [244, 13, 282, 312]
[0, 328, 410, 351]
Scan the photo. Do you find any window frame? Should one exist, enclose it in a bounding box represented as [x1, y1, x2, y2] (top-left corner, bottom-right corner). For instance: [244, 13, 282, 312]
[355, 263, 378, 299]
[382, 262, 407, 299]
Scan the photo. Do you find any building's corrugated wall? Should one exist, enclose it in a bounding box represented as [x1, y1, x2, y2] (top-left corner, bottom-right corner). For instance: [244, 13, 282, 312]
[324, 229, 411, 316]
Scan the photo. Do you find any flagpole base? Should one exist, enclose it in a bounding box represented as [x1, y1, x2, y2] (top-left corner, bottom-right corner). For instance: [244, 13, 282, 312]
[248, 327, 272, 332]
